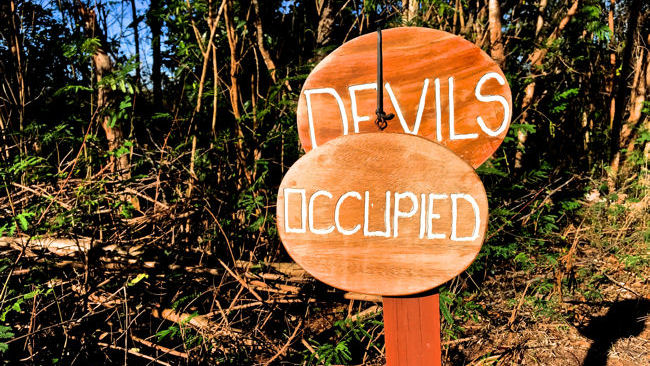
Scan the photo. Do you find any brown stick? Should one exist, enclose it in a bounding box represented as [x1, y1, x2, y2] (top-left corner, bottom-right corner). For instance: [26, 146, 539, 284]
[347, 305, 382, 322]
[97, 342, 172, 366]
[344, 292, 382, 302]
[151, 307, 213, 332]
[218, 259, 264, 301]
[11, 182, 72, 210]
[262, 319, 303, 365]
[131, 335, 189, 359]
[507, 281, 530, 327]
[0, 236, 91, 256]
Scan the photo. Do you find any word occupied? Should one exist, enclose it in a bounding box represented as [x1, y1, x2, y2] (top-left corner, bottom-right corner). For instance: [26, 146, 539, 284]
[296, 27, 512, 168]
[276, 133, 488, 296]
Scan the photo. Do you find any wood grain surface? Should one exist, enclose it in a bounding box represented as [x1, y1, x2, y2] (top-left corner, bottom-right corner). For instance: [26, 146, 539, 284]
[296, 27, 512, 168]
[383, 291, 441, 365]
[276, 133, 488, 296]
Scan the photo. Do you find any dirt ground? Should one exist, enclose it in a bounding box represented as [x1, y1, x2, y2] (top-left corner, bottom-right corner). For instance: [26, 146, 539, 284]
[442, 250, 650, 365]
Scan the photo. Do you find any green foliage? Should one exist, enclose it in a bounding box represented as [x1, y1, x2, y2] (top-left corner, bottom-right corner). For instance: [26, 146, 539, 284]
[305, 339, 352, 365]
[551, 88, 580, 113]
[0, 325, 14, 353]
[303, 315, 381, 365]
[62, 37, 101, 62]
[581, 5, 611, 42]
[98, 58, 140, 95]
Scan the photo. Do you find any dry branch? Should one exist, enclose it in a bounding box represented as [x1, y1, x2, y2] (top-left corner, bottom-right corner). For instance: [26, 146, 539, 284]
[0, 236, 91, 256]
[219, 259, 264, 301]
[344, 292, 382, 302]
[97, 341, 172, 366]
[262, 319, 303, 365]
[347, 305, 382, 322]
[151, 308, 214, 332]
[131, 335, 189, 359]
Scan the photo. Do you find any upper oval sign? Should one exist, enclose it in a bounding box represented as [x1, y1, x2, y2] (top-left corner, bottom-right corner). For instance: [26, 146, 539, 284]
[277, 133, 488, 296]
[297, 27, 512, 168]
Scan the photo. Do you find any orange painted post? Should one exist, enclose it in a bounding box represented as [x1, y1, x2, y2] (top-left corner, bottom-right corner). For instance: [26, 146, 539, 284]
[383, 291, 441, 366]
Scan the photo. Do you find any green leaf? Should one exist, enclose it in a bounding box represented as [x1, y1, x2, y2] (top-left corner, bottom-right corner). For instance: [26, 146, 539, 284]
[16, 212, 35, 231]
[0, 325, 14, 339]
[128, 273, 149, 286]
[23, 290, 39, 300]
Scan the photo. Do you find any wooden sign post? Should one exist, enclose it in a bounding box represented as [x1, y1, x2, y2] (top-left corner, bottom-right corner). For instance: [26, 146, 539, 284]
[383, 290, 441, 365]
[278, 27, 513, 365]
[277, 133, 489, 364]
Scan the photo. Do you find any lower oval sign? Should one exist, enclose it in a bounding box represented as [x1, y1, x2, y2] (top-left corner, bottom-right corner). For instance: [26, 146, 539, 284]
[277, 133, 488, 296]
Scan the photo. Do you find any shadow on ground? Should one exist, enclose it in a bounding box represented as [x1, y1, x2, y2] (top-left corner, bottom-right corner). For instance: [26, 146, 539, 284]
[579, 298, 650, 366]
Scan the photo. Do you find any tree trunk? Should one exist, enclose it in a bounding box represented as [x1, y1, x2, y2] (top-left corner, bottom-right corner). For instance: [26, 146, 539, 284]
[514, 0, 580, 170]
[488, 0, 505, 68]
[130, 0, 141, 83]
[316, 1, 335, 47]
[224, 0, 241, 120]
[148, 0, 162, 108]
[77, 1, 130, 179]
[312, 0, 338, 64]
[224, 0, 251, 186]
[251, 0, 281, 85]
[534, 0, 548, 37]
[403, 0, 419, 23]
[473, 4, 488, 49]
[8, 0, 26, 155]
[607, 0, 616, 129]
[609, 0, 642, 190]
[624, 42, 648, 153]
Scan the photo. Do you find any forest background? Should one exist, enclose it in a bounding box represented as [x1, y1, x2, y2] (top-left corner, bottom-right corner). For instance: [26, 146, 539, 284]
[0, 0, 648, 365]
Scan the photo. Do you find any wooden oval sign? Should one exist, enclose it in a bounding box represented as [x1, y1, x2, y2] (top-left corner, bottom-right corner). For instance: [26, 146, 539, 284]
[277, 133, 488, 296]
[297, 27, 512, 168]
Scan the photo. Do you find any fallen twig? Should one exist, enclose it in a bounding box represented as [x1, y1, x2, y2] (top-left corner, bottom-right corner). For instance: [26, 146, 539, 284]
[11, 182, 73, 210]
[347, 305, 382, 322]
[219, 259, 263, 301]
[97, 341, 172, 366]
[131, 335, 189, 359]
[508, 281, 531, 328]
[344, 292, 382, 302]
[604, 273, 642, 297]
[263, 319, 303, 365]
[0, 236, 91, 256]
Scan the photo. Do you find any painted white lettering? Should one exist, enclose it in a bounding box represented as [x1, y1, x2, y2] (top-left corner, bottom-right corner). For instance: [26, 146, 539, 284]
[304, 88, 349, 148]
[385, 79, 430, 135]
[434, 78, 442, 142]
[449, 77, 479, 140]
[475, 72, 510, 136]
[427, 194, 448, 239]
[419, 194, 426, 239]
[284, 188, 307, 233]
[364, 191, 391, 237]
[451, 193, 481, 241]
[393, 191, 418, 237]
[335, 191, 362, 235]
[349, 83, 377, 133]
[308, 190, 335, 234]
